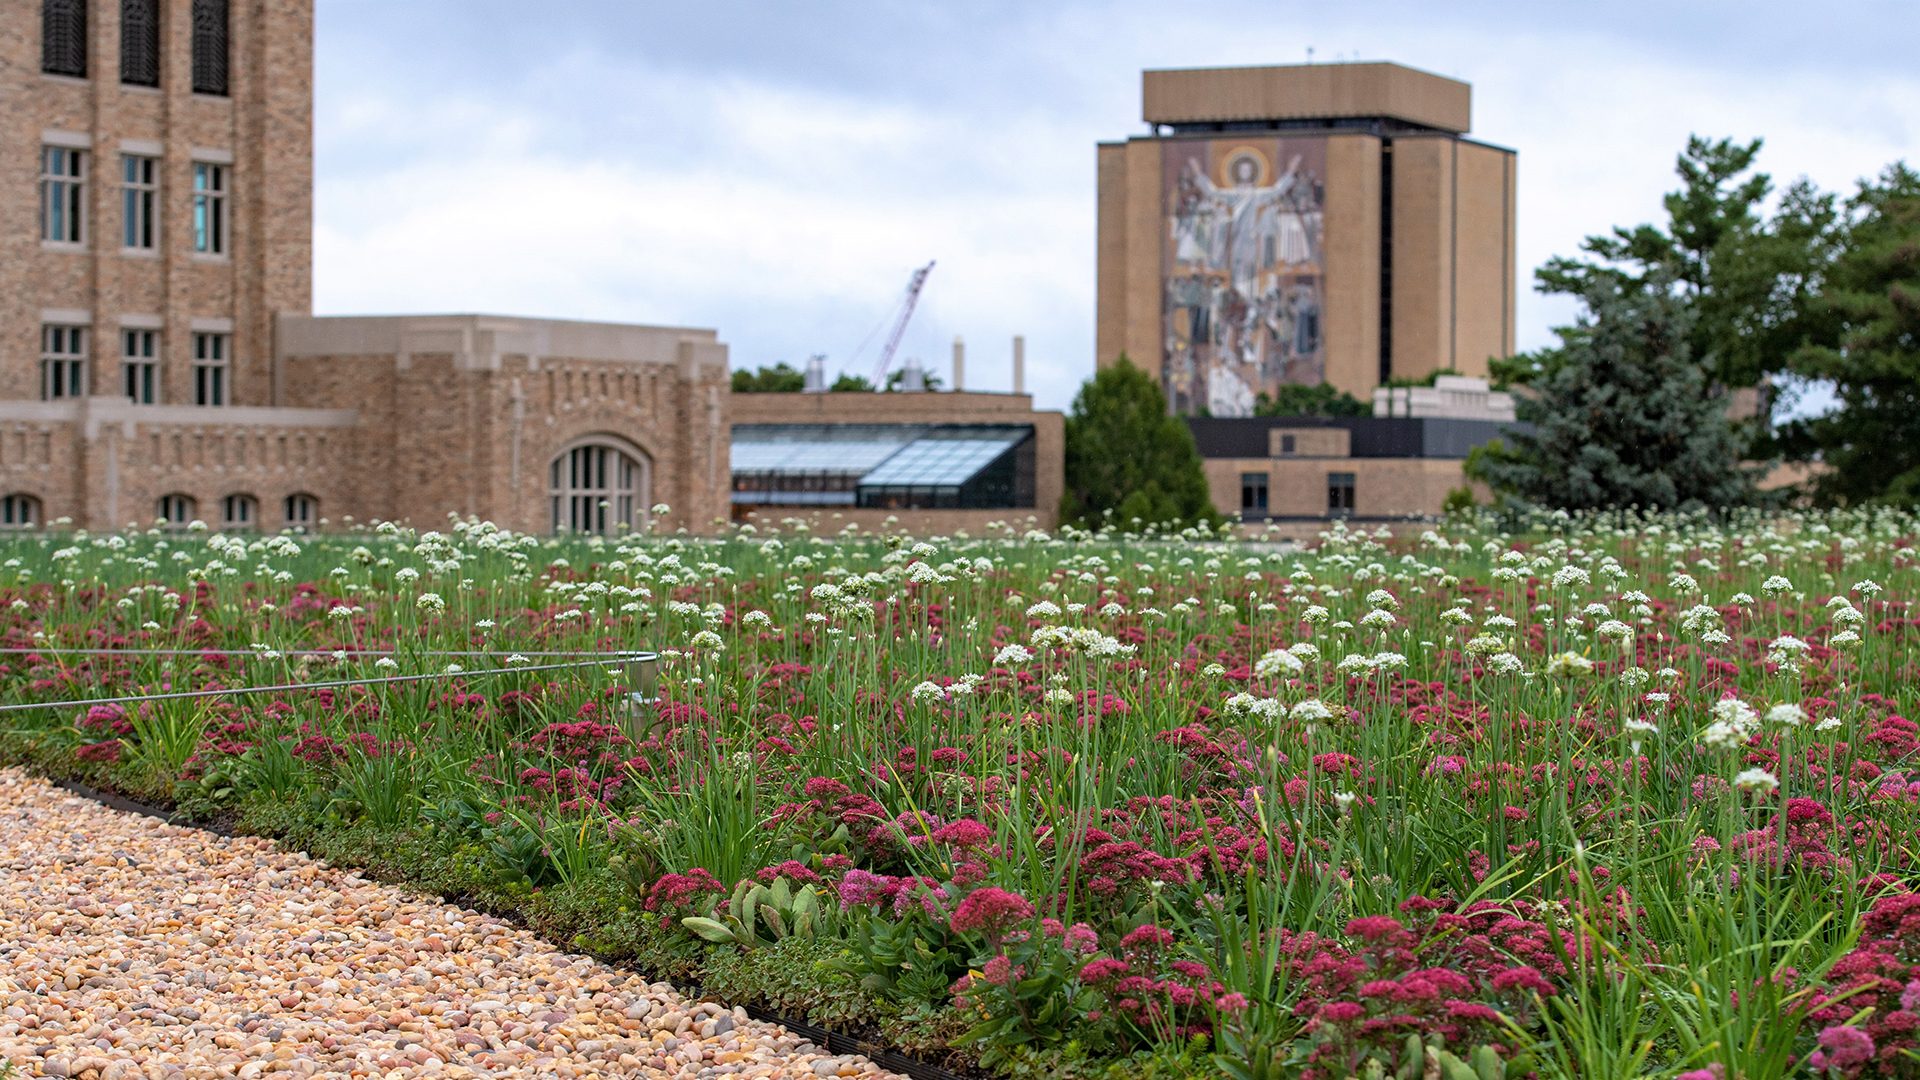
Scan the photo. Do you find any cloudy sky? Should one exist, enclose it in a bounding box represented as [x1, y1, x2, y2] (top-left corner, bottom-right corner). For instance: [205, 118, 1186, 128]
[313, 1, 1918, 410]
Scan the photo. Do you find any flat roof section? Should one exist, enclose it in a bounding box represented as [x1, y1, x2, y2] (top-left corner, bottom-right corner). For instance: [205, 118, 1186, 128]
[1143, 62, 1471, 134]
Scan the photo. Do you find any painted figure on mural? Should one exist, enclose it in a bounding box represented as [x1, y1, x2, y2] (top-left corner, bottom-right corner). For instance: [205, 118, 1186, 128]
[1163, 141, 1326, 416]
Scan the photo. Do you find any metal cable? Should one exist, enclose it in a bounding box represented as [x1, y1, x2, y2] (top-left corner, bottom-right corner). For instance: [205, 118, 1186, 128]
[0, 653, 655, 716]
[0, 646, 634, 659]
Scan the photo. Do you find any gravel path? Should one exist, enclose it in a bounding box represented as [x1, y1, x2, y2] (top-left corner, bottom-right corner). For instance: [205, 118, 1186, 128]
[0, 769, 900, 1080]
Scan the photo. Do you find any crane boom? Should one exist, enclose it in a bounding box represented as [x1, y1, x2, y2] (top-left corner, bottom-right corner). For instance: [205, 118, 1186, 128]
[869, 261, 935, 386]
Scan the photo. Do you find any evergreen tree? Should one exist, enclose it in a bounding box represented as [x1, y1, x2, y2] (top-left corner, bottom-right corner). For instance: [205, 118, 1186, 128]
[1062, 357, 1222, 530]
[1781, 164, 1920, 504]
[1470, 275, 1758, 510]
[829, 373, 875, 392]
[1512, 136, 1835, 395]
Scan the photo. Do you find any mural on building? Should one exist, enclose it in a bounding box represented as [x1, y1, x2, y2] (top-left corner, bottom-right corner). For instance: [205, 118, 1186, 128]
[1162, 139, 1326, 416]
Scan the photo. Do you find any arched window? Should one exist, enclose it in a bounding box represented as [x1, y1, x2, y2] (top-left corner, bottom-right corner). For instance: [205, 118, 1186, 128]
[549, 441, 648, 535]
[120, 0, 160, 86]
[156, 493, 195, 529]
[221, 493, 257, 530]
[0, 495, 42, 530]
[190, 0, 227, 95]
[43, 0, 87, 78]
[284, 493, 318, 531]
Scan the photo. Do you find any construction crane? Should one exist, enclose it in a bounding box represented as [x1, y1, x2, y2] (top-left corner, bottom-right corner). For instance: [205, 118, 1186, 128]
[867, 261, 935, 387]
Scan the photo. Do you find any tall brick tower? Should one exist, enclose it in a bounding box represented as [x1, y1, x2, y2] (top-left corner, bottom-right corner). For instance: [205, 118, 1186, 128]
[0, 0, 312, 415]
[1097, 62, 1516, 417]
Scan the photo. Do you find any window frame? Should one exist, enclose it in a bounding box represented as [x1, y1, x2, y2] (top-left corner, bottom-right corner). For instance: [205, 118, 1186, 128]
[39, 146, 86, 247]
[283, 493, 318, 531]
[120, 0, 161, 87]
[122, 328, 159, 403]
[190, 0, 229, 96]
[1239, 471, 1269, 516]
[1327, 471, 1357, 518]
[191, 331, 228, 405]
[0, 494, 43, 530]
[41, 324, 88, 401]
[42, 0, 88, 78]
[191, 161, 227, 256]
[156, 493, 196, 529]
[220, 493, 257, 531]
[122, 153, 159, 251]
[549, 441, 648, 535]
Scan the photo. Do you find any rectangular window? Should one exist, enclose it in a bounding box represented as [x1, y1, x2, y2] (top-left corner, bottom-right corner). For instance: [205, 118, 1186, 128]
[39, 146, 85, 245]
[123, 329, 158, 403]
[192, 162, 226, 255]
[121, 0, 161, 86]
[41, 325, 87, 400]
[192, 331, 227, 405]
[191, 0, 229, 95]
[122, 154, 158, 250]
[42, 0, 88, 77]
[1280, 434, 1296, 454]
[1328, 472, 1356, 517]
[1239, 471, 1269, 516]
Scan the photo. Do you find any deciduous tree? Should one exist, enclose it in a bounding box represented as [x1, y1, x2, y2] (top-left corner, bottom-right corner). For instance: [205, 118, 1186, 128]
[1062, 357, 1222, 529]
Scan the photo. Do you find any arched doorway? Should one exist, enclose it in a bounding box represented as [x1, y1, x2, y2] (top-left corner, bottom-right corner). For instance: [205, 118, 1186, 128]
[548, 439, 649, 534]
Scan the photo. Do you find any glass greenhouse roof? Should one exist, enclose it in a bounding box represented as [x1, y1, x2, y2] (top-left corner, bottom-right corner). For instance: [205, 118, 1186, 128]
[730, 425, 922, 476]
[857, 428, 1030, 489]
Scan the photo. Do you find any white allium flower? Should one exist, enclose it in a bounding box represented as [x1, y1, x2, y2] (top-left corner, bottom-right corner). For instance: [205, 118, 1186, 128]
[1253, 647, 1305, 678]
[1546, 652, 1594, 677]
[1291, 699, 1334, 722]
[1551, 565, 1591, 590]
[993, 643, 1034, 667]
[1761, 575, 1793, 597]
[1766, 703, 1808, 727]
[1733, 767, 1779, 794]
[1702, 721, 1745, 750]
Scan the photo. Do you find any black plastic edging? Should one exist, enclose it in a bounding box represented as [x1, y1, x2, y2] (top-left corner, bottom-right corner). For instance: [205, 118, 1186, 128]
[40, 775, 970, 1080]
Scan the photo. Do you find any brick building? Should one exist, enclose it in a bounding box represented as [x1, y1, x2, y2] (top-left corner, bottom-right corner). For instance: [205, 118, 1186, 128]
[1, 0, 731, 533]
[729, 372, 1063, 536]
[1097, 62, 1517, 414]
[1097, 62, 1523, 524]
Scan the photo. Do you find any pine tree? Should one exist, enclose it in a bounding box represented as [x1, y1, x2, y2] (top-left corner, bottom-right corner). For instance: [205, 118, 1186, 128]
[1524, 137, 1834, 388]
[1781, 164, 1920, 504]
[1470, 275, 1758, 510]
[1062, 357, 1222, 530]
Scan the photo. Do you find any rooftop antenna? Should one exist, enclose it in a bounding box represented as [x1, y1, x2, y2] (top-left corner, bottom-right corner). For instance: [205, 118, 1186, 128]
[1306, 46, 1315, 64]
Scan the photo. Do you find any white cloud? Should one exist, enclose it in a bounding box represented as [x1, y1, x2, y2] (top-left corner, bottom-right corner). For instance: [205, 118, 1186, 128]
[313, 2, 1920, 410]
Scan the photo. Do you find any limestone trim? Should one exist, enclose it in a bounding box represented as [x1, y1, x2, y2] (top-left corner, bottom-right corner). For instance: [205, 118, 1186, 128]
[0, 400, 358, 429]
[41, 129, 93, 149]
[40, 309, 93, 326]
[276, 314, 727, 372]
